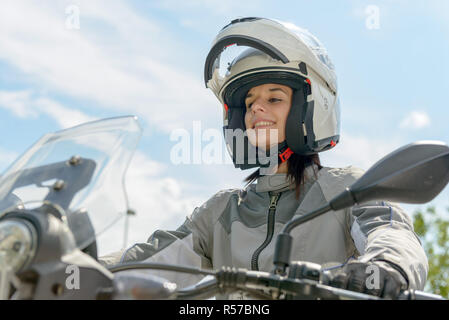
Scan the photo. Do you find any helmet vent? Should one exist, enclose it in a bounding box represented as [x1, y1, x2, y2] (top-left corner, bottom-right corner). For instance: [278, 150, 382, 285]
[298, 62, 308, 75]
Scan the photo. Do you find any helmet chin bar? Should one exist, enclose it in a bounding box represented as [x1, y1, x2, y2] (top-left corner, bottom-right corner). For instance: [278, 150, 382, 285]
[223, 130, 294, 173]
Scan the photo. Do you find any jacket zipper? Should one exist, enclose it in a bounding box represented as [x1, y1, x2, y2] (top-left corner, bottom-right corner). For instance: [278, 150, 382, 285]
[251, 192, 281, 271]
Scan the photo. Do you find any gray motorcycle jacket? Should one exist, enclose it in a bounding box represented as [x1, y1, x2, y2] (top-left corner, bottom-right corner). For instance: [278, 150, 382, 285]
[100, 165, 428, 292]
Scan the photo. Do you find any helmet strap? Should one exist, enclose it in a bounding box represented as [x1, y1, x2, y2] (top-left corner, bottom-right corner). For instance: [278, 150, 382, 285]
[277, 141, 294, 163]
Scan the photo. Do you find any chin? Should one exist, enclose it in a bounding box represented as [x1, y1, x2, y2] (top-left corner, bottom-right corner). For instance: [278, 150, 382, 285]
[247, 128, 283, 149]
[256, 141, 280, 151]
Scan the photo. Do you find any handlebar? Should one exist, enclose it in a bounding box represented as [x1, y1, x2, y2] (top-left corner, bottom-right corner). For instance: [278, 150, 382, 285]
[107, 263, 446, 300]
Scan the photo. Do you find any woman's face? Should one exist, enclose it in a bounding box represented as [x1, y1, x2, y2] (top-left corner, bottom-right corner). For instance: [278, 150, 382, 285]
[244, 83, 293, 150]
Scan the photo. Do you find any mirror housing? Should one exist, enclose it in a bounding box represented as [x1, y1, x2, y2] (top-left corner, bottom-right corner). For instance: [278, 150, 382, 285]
[330, 141, 449, 211]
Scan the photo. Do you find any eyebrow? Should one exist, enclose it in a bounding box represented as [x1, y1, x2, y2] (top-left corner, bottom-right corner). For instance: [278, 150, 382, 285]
[245, 87, 288, 100]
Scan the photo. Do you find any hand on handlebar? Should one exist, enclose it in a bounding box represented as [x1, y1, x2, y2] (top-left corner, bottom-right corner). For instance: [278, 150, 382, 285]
[326, 261, 407, 299]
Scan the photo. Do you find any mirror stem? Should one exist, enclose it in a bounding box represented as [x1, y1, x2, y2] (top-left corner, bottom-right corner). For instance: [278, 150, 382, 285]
[283, 203, 332, 234]
[272, 203, 332, 274]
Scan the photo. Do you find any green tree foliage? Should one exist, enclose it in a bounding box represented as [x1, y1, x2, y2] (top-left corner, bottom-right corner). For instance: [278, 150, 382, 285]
[413, 206, 449, 298]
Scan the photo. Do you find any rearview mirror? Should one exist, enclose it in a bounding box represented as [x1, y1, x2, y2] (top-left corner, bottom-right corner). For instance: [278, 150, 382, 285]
[330, 141, 449, 210]
[274, 141, 449, 274]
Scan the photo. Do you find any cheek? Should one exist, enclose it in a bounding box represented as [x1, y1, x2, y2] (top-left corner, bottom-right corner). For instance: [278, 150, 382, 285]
[276, 104, 291, 129]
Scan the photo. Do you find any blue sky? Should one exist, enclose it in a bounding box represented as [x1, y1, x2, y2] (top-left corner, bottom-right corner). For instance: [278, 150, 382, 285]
[0, 0, 448, 255]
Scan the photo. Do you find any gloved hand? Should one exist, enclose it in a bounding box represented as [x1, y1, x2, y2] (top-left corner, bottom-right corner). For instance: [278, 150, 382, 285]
[327, 261, 408, 299]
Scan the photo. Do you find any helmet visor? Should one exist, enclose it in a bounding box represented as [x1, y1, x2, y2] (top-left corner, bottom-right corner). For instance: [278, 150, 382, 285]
[204, 36, 289, 88]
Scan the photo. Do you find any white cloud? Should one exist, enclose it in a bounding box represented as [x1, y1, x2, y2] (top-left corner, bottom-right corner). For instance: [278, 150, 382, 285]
[0, 90, 38, 118]
[0, 0, 218, 133]
[0, 90, 95, 129]
[399, 111, 431, 129]
[320, 132, 402, 171]
[35, 98, 96, 128]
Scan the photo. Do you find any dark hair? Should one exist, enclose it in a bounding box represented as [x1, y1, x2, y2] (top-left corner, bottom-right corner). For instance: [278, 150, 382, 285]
[244, 153, 322, 199]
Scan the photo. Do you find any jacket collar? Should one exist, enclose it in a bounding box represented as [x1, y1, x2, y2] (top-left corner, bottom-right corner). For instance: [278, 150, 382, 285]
[255, 164, 319, 193]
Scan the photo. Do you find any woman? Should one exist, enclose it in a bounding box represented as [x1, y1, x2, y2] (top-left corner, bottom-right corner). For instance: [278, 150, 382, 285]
[101, 17, 427, 299]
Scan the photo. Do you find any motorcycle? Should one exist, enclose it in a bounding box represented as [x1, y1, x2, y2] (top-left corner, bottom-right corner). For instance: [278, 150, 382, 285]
[0, 116, 448, 300]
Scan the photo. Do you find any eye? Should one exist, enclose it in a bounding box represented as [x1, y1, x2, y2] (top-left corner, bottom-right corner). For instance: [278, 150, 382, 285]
[246, 102, 253, 109]
[269, 98, 282, 103]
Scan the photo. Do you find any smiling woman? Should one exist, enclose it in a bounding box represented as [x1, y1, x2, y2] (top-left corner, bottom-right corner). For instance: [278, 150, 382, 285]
[100, 17, 429, 300]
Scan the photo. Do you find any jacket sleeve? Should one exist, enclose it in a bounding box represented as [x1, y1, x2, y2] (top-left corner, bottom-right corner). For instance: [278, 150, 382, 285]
[346, 200, 428, 290]
[98, 200, 214, 288]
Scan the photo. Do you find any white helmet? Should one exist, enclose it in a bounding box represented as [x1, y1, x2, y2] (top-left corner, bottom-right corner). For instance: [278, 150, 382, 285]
[204, 17, 340, 170]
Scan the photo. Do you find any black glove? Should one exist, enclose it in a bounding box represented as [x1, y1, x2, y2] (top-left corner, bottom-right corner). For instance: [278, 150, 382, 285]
[327, 261, 408, 299]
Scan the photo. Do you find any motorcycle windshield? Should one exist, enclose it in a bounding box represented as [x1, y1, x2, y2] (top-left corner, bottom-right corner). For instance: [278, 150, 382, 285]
[0, 116, 142, 251]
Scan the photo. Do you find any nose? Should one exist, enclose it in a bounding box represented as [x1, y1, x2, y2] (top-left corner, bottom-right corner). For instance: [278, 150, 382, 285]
[250, 98, 267, 114]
